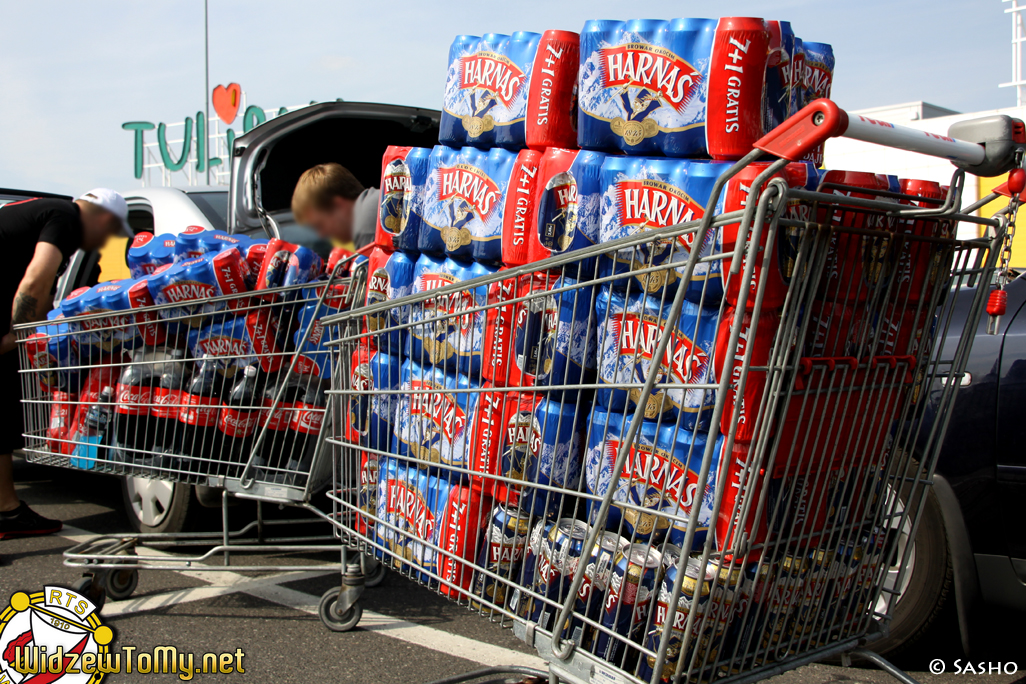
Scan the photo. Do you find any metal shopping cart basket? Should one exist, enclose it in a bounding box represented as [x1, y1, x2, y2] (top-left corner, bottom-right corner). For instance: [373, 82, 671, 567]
[320, 100, 1023, 683]
[15, 249, 373, 608]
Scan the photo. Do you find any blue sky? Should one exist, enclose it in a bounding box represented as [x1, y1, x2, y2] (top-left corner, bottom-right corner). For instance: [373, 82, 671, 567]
[0, 0, 1009, 196]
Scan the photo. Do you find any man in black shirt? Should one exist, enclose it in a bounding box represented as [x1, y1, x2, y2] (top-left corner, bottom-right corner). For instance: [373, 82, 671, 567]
[0, 188, 126, 540]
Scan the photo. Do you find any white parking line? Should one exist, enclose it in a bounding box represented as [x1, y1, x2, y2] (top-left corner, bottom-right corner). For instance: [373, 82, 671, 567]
[59, 526, 545, 670]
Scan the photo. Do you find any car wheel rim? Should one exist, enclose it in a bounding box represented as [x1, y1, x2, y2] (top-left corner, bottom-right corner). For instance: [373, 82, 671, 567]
[125, 477, 175, 528]
[875, 490, 916, 618]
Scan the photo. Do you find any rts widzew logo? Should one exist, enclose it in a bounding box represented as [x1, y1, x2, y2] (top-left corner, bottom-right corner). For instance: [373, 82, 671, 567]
[0, 587, 115, 684]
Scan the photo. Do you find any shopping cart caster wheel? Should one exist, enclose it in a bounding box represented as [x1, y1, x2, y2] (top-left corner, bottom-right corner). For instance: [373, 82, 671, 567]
[104, 568, 139, 601]
[364, 559, 387, 588]
[318, 589, 362, 632]
[72, 575, 106, 612]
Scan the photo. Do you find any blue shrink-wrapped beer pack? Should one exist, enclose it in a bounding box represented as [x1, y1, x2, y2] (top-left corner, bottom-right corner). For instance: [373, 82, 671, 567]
[584, 405, 721, 545]
[127, 232, 176, 278]
[578, 18, 774, 160]
[147, 248, 250, 331]
[349, 344, 402, 453]
[407, 253, 496, 375]
[392, 358, 480, 471]
[482, 272, 595, 392]
[599, 157, 731, 301]
[254, 238, 324, 295]
[377, 146, 432, 253]
[187, 316, 258, 379]
[73, 280, 141, 358]
[800, 41, 835, 165]
[365, 246, 418, 356]
[595, 285, 718, 429]
[293, 300, 335, 379]
[421, 145, 529, 264]
[503, 148, 606, 274]
[375, 456, 488, 593]
[440, 30, 579, 151]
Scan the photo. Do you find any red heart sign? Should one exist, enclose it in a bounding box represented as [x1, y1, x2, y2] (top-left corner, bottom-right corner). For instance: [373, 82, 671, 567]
[212, 83, 242, 125]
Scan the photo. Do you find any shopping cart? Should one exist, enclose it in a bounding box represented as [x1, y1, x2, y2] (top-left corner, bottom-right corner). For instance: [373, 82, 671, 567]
[15, 251, 374, 607]
[321, 100, 1020, 683]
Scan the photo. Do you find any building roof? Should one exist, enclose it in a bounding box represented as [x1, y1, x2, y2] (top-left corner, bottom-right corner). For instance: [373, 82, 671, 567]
[850, 101, 961, 123]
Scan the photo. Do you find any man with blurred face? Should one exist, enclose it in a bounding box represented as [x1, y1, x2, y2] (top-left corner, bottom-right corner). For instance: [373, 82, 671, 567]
[0, 188, 126, 540]
[291, 163, 379, 249]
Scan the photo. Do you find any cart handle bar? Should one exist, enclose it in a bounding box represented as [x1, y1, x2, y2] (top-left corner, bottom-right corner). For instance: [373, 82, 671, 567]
[756, 98, 1024, 175]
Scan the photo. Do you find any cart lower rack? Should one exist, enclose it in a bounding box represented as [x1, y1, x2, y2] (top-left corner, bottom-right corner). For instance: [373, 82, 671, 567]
[15, 248, 377, 606]
[322, 106, 1020, 684]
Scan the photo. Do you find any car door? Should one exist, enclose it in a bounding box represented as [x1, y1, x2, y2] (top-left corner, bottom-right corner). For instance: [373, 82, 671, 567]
[227, 101, 440, 255]
[995, 275, 1026, 561]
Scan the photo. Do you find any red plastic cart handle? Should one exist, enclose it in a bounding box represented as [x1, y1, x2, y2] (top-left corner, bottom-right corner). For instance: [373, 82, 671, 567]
[755, 98, 988, 165]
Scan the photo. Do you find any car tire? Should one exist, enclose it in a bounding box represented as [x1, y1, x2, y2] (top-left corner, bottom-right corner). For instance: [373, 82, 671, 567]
[121, 477, 195, 534]
[871, 486, 953, 657]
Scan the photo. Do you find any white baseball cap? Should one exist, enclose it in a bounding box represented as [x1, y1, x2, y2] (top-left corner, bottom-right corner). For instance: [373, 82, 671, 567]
[78, 188, 130, 234]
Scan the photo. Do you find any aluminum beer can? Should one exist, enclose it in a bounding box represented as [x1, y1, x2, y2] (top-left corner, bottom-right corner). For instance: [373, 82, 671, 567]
[471, 502, 533, 609]
[713, 306, 781, 442]
[432, 475, 489, 597]
[584, 406, 719, 545]
[407, 253, 496, 375]
[509, 518, 556, 617]
[350, 344, 402, 453]
[637, 553, 714, 683]
[595, 285, 718, 429]
[526, 518, 589, 631]
[764, 21, 796, 133]
[799, 41, 834, 166]
[570, 531, 630, 648]
[377, 145, 431, 253]
[365, 247, 417, 357]
[594, 543, 661, 662]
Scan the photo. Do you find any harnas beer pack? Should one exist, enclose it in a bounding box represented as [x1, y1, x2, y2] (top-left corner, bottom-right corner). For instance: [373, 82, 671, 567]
[440, 30, 579, 150]
[584, 406, 721, 546]
[407, 254, 496, 376]
[595, 285, 718, 430]
[420, 145, 540, 264]
[599, 157, 731, 302]
[127, 233, 176, 278]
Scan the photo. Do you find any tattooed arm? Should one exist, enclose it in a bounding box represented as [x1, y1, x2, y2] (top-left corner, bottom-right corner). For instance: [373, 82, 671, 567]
[1, 242, 63, 354]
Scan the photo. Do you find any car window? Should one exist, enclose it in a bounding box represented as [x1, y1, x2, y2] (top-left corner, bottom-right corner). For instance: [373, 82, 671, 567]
[128, 204, 155, 234]
[186, 191, 229, 231]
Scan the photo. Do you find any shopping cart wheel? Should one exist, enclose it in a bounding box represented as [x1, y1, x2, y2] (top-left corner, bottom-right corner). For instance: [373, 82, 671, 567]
[363, 559, 387, 588]
[104, 568, 139, 602]
[72, 575, 106, 612]
[318, 588, 363, 632]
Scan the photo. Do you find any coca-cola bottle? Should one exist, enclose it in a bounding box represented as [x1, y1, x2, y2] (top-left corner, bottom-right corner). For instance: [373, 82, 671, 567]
[274, 376, 327, 487]
[70, 386, 114, 470]
[218, 365, 264, 478]
[112, 358, 158, 471]
[255, 374, 303, 483]
[150, 361, 193, 456]
[175, 356, 224, 482]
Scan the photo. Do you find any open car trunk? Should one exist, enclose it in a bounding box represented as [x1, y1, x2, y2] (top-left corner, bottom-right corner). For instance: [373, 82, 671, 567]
[228, 101, 440, 252]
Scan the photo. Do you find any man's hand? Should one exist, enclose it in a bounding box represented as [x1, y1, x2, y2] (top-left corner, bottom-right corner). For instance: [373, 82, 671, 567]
[12, 242, 62, 326]
[0, 333, 15, 355]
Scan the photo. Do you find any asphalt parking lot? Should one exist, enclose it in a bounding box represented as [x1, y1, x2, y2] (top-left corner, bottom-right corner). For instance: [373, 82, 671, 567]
[2, 456, 1024, 684]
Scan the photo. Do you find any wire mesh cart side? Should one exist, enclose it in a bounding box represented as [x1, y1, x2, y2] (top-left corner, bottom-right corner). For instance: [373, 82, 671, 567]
[15, 251, 371, 608]
[317, 99, 1019, 684]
